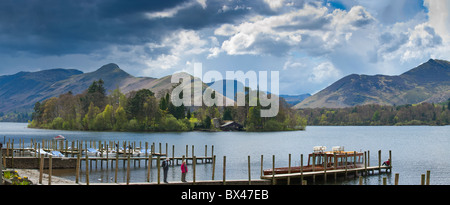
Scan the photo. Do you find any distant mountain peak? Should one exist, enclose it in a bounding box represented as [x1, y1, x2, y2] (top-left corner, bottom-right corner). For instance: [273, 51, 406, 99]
[295, 59, 450, 109]
[96, 63, 121, 72]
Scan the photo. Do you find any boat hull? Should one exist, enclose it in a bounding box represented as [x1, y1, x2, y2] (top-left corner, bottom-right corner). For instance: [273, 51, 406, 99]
[263, 164, 363, 175]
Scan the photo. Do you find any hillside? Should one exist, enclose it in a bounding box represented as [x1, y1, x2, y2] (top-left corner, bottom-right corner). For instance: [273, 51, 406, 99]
[0, 63, 228, 113]
[294, 59, 450, 109]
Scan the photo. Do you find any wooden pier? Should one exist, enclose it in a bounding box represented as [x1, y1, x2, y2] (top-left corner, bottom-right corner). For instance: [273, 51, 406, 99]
[1, 138, 398, 185]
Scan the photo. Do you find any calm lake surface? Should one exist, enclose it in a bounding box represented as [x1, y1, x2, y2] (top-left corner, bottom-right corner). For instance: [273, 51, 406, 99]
[1, 122, 449, 185]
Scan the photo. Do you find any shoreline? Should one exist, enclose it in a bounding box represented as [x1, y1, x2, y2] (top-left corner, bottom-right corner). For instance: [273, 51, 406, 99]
[15, 169, 77, 185]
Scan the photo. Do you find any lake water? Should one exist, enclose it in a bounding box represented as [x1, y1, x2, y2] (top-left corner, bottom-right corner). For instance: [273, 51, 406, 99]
[1, 122, 449, 185]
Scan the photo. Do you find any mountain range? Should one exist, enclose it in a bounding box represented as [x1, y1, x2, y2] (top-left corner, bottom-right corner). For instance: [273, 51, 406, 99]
[0, 63, 188, 113]
[294, 59, 450, 109]
[0, 59, 449, 113]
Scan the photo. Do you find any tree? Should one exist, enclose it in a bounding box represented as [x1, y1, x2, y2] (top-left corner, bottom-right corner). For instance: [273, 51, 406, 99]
[222, 107, 233, 121]
[114, 106, 128, 131]
[126, 89, 155, 120]
[203, 116, 212, 129]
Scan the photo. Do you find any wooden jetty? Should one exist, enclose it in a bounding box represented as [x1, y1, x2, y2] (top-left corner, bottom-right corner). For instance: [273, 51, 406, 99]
[1, 138, 398, 185]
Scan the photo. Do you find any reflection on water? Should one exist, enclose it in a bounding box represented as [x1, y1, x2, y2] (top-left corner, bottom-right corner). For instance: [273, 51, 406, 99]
[1, 122, 449, 185]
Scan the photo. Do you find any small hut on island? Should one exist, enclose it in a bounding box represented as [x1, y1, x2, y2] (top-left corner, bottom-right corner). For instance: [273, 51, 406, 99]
[220, 121, 244, 131]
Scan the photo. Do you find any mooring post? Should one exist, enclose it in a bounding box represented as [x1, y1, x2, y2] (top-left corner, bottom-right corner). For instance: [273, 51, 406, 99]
[193, 156, 196, 184]
[389, 150, 392, 172]
[147, 154, 152, 182]
[48, 155, 52, 185]
[324, 152, 327, 183]
[300, 154, 304, 185]
[212, 155, 216, 180]
[248, 155, 251, 185]
[223, 156, 226, 185]
[287, 154, 291, 185]
[157, 156, 161, 184]
[395, 173, 399, 185]
[127, 155, 130, 185]
[39, 154, 44, 184]
[378, 150, 381, 173]
[426, 170, 430, 185]
[272, 155, 275, 185]
[86, 147, 89, 185]
[115, 149, 119, 183]
[421, 174, 425, 185]
[364, 151, 367, 176]
[76, 154, 80, 183]
[172, 145, 175, 165]
[353, 151, 357, 177]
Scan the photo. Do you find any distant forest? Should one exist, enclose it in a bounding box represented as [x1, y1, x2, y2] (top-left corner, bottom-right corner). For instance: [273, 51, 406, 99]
[28, 79, 306, 132]
[299, 101, 450, 126]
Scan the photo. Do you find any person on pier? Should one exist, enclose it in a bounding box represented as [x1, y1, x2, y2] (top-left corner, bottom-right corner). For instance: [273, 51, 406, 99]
[162, 157, 170, 183]
[181, 159, 188, 182]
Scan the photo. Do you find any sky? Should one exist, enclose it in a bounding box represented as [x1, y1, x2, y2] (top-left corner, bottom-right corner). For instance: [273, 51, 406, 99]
[0, 0, 449, 95]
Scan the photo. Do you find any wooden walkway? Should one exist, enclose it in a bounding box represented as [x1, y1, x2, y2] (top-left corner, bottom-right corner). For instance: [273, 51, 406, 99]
[260, 165, 391, 184]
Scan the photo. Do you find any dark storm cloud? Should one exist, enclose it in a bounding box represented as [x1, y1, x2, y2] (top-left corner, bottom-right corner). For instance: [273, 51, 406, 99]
[0, 0, 254, 56]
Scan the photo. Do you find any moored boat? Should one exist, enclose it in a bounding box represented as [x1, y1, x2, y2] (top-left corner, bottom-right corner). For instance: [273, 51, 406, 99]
[263, 146, 364, 175]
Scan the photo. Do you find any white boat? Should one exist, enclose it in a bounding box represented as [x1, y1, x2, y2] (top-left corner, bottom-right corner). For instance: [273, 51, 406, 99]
[54, 135, 65, 140]
[100, 149, 117, 157]
[32, 148, 51, 157]
[83, 148, 99, 157]
[51, 151, 64, 157]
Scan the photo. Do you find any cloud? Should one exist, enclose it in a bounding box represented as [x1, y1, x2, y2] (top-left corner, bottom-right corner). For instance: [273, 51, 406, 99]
[215, 3, 374, 58]
[424, 0, 450, 42]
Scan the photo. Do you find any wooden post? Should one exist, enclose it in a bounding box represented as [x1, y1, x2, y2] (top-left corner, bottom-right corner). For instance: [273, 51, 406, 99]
[248, 155, 251, 185]
[212, 155, 216, 180]
[272, 155, 275, 185]
[172, 145, 175, 165]
[115, 149, 119, 183]
[426, 170, 430, 185]
[300, 154, 304, 185]
[86, 149, 89, 185]
[157, 156, 161, 184]
[186, 145, 188, 160]
[223, 156, 226, 185]
[364, 151, 367, 176]
[395, 173, 399, 185]
[368, 150, 371, 174]
[260, 155, 264, 178]
[193, 156, 196, 184]
[76, 154, 80, 183]
[353, 151, 357, 177]
[324, 153, 327, 183]
[48, 155, 52, 185]
[312, 153, 315, 184]
[378, 150, 381, 173]
[359, 176, 363, 185]
[39, 154, 44, 184]
[287, 154, 291, 185]
[389, 150, 392, 172]
[383, 177, 387, 185]
[127, 155, 130, 185]
[334, 152, 337, 181]
[147, 154, 152, 182]
[421, 174, 425, 185]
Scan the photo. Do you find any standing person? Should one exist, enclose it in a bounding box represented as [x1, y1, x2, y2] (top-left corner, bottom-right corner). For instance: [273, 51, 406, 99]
[162, 157, 170, 183]
[181, 159, 188, 182]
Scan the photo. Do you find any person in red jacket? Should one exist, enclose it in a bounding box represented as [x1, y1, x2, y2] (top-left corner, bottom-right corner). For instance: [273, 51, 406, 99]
[181, 159, 188, 182]
[382, 159, 390, 166]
